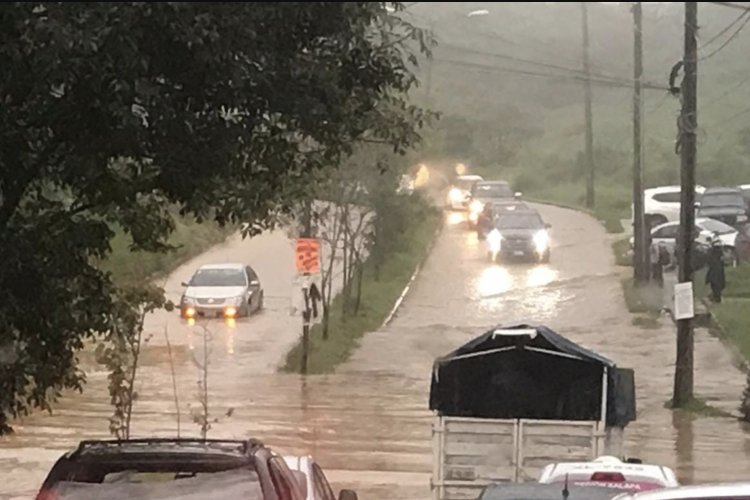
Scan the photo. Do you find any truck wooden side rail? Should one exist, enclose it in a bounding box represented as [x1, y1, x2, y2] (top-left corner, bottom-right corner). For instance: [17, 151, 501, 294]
[432, 417, 608, 500]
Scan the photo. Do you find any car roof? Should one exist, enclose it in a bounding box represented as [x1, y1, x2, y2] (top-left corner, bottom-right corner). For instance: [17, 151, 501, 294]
[616, 482, 750, 500]
[645, 185, 705, 194]
[703, 187, 743, 194]
[67, 439, 261, 461]
[481, 483, 622, 500]
[477, 180, 510, 185]
[457, 175, 483, 180]
[198, 263, 246, 271]
[540, 457, 677, 485]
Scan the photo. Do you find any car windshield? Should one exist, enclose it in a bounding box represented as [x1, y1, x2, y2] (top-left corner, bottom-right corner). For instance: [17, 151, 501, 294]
[701, 193, 745, 208]
[48, 469, 262, 500]
[494, 213, 544, 229]
[700, 219, 736, 235]
[474, 183, 513, 198]
[189, 268, 247, 287]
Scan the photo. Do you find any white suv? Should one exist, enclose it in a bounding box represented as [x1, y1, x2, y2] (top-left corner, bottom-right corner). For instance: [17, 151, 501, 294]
[640, 185, 705, 228]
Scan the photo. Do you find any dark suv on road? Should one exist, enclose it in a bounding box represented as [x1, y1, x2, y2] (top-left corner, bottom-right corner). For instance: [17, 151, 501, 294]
[37, 438, 305, 500]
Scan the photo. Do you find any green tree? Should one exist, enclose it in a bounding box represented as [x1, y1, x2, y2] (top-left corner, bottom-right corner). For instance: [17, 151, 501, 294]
[0, 2, 430, 433]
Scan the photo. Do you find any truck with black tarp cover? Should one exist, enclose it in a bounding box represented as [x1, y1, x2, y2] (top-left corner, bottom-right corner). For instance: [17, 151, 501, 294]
[429, 324, 636, 500]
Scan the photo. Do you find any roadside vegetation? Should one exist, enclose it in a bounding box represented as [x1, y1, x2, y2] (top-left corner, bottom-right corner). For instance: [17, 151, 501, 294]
[100, 216, 234, 286]
[282, 146, 441, 373]
[0, 3, 432, 434]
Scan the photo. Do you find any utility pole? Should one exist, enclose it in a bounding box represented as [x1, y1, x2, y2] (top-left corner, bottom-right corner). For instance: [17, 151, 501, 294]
[581, 2, 595, 209]
[632, 2, 649, 284]
[300, 199, 312, 374]
[673, 2, 698, 407]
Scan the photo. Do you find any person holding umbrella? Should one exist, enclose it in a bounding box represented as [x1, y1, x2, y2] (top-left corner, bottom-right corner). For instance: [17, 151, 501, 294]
[705, 232, 726, 303]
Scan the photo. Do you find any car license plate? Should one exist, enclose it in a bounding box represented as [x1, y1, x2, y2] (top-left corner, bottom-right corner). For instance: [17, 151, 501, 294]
[514, 250, 524, 256]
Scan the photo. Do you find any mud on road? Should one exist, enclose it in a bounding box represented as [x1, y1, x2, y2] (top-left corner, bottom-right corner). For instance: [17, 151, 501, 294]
[1, 204, 749, 499]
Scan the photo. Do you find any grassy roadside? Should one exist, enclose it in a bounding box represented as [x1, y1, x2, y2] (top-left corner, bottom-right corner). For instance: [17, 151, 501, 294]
[99, 215, 234, 285]
[709, 265, 750, 364]
[525, 183, 628, 234]
[282, 200, 441, 374]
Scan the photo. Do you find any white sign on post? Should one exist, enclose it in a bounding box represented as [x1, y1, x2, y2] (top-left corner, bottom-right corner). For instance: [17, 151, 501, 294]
[674, 282, 695, 320]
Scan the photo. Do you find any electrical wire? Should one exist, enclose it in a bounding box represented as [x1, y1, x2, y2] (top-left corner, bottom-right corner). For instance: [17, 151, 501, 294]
[709, 2, 750, 12]
[700, 72, 750, 110]
[699, 10, 749, 49]
[699, 11, 750, 61]
[434, 56, 669, 91]
[438, 43, 670, 91]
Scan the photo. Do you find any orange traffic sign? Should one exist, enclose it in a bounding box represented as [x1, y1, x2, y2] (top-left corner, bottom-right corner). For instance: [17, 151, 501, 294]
[296, 238, 321, 274]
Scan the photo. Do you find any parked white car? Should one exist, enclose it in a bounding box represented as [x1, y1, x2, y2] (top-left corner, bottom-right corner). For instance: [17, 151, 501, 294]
[612, 482, 750, 500]
[630, 218, 743, 266]
[283, 455, 357, 500]
[640, 185, 705, 228]
[539, 456, 678, 492]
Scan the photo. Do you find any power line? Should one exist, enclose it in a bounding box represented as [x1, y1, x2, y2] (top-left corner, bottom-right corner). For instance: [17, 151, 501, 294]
[699, 11, 750, 60]
[433, 56, 669, 91]
[700, 72, 750, 109]
[438, 43, 669, 91]
[699, 10, 749, 49]
[440, 43, 625, 84]
[709, 2, 750, 12]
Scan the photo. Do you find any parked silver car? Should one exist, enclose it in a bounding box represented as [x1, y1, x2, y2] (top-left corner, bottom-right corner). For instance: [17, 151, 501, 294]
[283, 455, 357, 500]
[180, 263, 264, 319]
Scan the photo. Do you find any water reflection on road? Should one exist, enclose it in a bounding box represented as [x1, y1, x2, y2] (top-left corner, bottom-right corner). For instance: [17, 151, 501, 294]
[2, 206, 750, 499]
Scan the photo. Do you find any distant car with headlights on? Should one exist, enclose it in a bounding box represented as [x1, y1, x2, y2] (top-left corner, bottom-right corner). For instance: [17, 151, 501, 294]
[485, 208, 551, 263]
[447, 174, 484, 210]
[476, 200, 530, 238]
[180, 263, 264, 319]
[468, 180, 522, 227]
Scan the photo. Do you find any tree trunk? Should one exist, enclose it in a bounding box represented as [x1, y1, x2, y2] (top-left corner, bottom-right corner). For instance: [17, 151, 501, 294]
[354, 261, 364, 315]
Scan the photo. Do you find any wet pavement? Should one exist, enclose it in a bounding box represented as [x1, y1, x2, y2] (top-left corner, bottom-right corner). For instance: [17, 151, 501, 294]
[2, 204, 750, 499]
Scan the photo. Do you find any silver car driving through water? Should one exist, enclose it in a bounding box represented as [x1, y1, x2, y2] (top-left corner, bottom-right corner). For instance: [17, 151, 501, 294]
[180, 263, 264, 319]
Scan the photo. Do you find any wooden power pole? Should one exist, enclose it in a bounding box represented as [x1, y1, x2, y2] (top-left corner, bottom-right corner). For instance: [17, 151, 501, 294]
[673, 2, 698, 407]
[632, 2, 649, 284]
[581, 2, 595, 209]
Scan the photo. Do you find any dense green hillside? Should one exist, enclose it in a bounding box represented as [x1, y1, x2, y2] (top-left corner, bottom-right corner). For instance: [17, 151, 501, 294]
[407, 2, 750, 213]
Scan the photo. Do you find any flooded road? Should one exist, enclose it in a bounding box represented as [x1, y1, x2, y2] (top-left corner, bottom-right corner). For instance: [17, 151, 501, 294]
[2, 204, 749, 499]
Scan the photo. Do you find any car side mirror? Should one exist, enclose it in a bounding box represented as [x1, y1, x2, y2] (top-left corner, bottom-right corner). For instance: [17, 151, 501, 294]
[545, 223, 552, 229]
[181, 281, 189, 287]
[514, 192, 523, 200]
[250, 279, 260, 286]
[338, 490, 358, 500]
[694, 201, 700, 208]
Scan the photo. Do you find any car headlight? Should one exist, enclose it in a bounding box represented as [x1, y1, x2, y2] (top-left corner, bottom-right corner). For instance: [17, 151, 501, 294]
[487, 229, 503, 253]
[469, 200, 484, 215]
[182, 296, 196, 306]
[533, 230, 550, 253]
[449, 188, 464, 203]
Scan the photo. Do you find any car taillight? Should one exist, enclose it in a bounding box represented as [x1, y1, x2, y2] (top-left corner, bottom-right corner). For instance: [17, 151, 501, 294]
[590, 472, 626, 482]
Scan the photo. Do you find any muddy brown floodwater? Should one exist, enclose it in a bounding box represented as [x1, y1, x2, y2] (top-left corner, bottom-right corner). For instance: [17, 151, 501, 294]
[1, 204, 749, 499]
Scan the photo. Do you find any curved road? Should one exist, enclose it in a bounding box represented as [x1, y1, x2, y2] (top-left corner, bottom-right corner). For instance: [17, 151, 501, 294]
[1, 205, 748, 499]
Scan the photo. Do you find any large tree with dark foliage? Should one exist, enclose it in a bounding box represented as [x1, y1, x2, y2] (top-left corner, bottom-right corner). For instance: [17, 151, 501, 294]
[0, 2, 430, 433]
